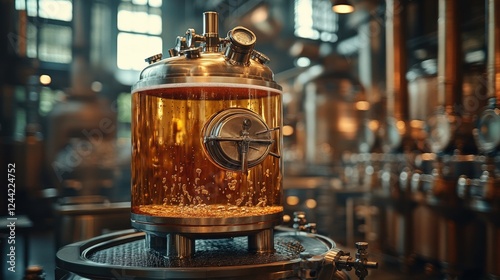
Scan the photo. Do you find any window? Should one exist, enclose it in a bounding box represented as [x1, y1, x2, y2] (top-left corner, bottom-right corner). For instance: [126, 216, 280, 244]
[116, 0, 163, 71]
[39, 24, 72, 63]
[117, 33, 162, 70]
[38, 0, 73, 21]
[16, 0, 73, 63]
[294, 0, 338, 42]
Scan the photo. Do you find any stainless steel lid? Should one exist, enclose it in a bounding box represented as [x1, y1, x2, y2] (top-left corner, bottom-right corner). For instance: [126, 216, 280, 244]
[132, 12, 281, 92]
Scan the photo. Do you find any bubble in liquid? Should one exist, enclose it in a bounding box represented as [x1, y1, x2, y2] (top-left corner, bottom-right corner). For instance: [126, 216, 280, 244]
[256, 197, 267, 207]
[162, 177, 167, 183]
[228, 180, 237, 191]
[196, 168, 202, 176]
[152, 156, 159, 164]
[235, 198, 243, 206]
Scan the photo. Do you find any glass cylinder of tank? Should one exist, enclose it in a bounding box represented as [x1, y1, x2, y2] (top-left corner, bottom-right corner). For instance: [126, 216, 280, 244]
[131, 83, 283, 221]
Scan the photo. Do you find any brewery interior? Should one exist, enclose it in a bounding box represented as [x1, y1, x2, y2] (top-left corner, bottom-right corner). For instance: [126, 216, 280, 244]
[1, 0, 499, 279]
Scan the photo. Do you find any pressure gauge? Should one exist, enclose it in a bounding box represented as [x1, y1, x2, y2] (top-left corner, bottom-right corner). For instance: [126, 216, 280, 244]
[224, 26, 257, 65]
[474, 107, 500, 153]
[229, 27, 256, 46]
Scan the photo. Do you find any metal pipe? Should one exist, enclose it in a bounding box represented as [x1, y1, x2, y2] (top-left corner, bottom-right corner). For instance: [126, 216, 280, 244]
[488, 0, 500, 103]
[203, 11, 219, 52]
[248, 228, 275, 253]
[385, 0, 408, 121]
[71, 0, 92, 96]
[437, 0, 462, 111]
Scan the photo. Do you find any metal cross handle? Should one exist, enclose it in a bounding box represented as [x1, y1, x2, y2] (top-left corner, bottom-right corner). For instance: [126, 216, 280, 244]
[203, 108, 280, 173]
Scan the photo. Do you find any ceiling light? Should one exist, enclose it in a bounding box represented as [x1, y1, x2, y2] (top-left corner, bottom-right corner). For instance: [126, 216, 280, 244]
[331, 0, 354, 14]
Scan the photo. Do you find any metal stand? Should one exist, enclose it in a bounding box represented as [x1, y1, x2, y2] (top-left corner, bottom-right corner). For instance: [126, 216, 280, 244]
[145, 228, 275, 258]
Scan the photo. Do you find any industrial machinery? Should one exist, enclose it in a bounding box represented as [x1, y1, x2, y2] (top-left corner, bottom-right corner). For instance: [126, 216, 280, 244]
[56, 12, 377, 279]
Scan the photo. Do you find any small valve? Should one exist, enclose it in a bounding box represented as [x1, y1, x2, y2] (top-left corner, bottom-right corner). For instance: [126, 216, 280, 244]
[164, 12, 270, 67]
[305, 222, 317, 234]
[322, 242, 378, 280]
[251, 50, 270, 65]
[145, 53, 163, 64]
[293, 212, 378, 279]
[168, 36, 187, 57]
[292, 212, 318, 234]
[354, 242, 378, 279]
[293, 211, 307, 231]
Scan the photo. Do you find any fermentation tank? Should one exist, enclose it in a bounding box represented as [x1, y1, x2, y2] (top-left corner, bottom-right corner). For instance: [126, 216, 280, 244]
[130, 12, 283, 257]
[56, 12, 378, 280]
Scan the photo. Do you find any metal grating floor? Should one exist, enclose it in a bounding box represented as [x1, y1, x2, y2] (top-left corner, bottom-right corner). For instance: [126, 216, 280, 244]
[88, 234, 330, 268]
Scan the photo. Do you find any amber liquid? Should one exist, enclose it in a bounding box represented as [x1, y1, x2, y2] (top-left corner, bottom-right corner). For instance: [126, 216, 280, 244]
[131, 84, 283, 218]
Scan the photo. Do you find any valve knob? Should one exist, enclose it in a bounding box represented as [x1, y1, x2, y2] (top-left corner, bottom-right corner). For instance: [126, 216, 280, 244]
[145, 53, 162, 64]
[251, 50, 270, 64]
[355, 242, 368, 251]
[293, 211, 307, 231]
